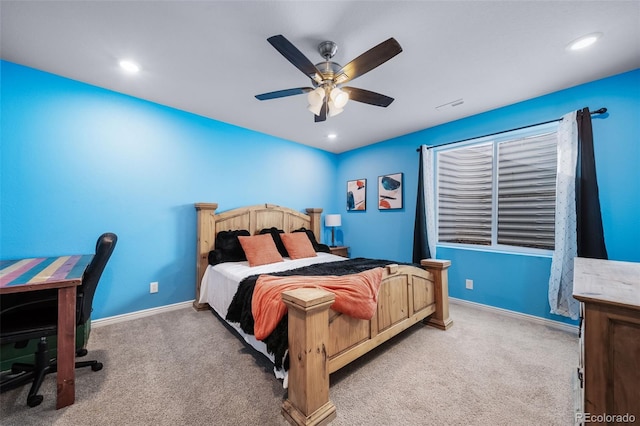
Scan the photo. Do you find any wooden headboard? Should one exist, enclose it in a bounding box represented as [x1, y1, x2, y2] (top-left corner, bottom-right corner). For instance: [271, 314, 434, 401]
[193, 203, 323, 310]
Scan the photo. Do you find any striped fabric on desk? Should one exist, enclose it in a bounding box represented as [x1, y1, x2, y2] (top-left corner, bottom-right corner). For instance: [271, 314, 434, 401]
[0, 255, 92, 288]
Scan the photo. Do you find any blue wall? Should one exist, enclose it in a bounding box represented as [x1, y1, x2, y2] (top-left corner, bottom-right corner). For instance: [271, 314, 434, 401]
[338, 69, 640, 324]
[0, 61, 338, 319]
[2, 60, 638, 325]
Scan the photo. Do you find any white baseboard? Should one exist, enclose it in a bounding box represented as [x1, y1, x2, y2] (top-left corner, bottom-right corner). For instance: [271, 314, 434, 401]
[92, 300, 195, 328]
[450, 297, 579, 334]
[92, 297, 578, 334]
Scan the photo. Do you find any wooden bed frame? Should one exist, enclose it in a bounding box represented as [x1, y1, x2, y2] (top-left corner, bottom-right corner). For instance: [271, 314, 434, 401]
[195, 203, 452, 426]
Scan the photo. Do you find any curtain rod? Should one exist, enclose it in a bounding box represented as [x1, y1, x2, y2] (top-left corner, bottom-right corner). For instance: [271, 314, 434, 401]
[416, 107, 607, 152]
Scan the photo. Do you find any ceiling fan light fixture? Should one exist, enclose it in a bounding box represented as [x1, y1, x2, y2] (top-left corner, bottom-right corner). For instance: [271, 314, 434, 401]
[328, 100, 344, 117]
[308, 102, 323, 115]
[256, 35, 403, 123]
[307, 87, 325, 106]
[330, 87, 349, 109]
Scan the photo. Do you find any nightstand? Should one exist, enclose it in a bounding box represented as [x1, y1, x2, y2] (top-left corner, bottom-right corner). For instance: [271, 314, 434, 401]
[329, 246, 349, 258]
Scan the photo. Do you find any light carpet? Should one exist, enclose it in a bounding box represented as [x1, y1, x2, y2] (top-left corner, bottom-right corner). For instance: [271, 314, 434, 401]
[0, 302, 578, 425]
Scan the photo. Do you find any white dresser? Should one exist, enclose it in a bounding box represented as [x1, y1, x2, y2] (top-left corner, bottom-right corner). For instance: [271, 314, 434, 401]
[573, 257, 640, 424]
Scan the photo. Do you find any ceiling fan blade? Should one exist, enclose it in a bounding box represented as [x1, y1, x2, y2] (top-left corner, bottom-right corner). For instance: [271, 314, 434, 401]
[268, 35, 323, 84]
[335, 38, 402, 85]
[314, 101, 327, 122]
[255, 87, 313, 101]
[343, 87, 394, 107]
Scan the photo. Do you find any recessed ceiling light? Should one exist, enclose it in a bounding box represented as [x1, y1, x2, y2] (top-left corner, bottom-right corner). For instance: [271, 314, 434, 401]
[567, 32, 602, 51]
[327, 133, 337, 140]
[119, 60, 140, 73]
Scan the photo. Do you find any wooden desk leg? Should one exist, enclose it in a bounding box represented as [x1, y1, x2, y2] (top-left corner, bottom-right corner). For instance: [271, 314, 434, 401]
[56, 286, 76, 409]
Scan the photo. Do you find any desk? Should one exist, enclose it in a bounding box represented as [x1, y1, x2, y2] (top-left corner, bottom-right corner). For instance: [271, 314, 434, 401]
[0, 255, 93, 409]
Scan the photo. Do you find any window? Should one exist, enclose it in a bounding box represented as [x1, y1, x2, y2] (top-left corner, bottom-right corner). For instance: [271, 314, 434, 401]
[436, 124, 557, 251]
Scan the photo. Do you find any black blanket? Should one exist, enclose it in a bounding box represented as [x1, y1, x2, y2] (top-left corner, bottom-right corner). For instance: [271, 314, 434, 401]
[225, 257, 413, 370]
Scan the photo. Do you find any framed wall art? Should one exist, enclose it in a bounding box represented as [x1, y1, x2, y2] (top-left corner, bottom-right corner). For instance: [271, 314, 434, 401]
[347, 179, 366, 211]
[378, 173, 403, 210]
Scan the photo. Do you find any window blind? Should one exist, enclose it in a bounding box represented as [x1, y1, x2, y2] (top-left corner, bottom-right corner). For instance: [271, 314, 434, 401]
[497, 133, 557, 249]
[437, 143, 493, 245]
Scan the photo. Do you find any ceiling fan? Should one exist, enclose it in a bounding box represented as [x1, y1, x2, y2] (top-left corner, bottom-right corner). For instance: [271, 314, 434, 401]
[255, 35, 402, 122]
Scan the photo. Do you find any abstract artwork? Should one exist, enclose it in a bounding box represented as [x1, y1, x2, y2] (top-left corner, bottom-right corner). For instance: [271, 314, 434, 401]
[378, 173, 403, 210]
[347, 179, 366, 211]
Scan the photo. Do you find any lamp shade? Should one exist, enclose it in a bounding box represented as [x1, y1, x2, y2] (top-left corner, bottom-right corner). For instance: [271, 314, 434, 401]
[325, 214, 342, 227]
[330, 87, 349, 109]
[307, 87, 325, 106]
[327, 101, 344, 117]
[308, 102, 323, 115]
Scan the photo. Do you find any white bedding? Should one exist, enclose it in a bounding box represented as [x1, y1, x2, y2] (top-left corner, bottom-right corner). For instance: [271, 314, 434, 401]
[198, 252, 347, 381]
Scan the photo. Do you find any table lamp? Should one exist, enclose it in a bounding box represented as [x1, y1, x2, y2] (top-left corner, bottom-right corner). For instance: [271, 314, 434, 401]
[325, 214, 342, 247]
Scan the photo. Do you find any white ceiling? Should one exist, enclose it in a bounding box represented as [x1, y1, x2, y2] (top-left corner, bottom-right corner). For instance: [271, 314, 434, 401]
[1, 1, 639, 153]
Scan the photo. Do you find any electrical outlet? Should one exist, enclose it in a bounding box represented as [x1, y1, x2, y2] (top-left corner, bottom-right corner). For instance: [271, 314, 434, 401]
[150, 281, 159, 293]
[465, 279, 473, 290]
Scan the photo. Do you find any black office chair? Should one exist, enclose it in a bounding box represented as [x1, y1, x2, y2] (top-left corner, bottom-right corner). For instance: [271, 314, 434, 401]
[0, 232, 117, 407]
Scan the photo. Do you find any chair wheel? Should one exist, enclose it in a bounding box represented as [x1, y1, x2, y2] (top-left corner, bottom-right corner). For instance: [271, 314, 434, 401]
[27, 394, 43, 407]
[76, 349, 88, 357]
[91, 362, 103, 371]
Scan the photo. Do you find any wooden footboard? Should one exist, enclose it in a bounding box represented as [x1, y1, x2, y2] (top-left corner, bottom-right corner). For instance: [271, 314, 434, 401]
[281, 259, 451, 426]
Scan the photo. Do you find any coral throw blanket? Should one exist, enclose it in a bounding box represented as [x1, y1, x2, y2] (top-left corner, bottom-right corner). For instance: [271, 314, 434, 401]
[252, 267, 384, 340]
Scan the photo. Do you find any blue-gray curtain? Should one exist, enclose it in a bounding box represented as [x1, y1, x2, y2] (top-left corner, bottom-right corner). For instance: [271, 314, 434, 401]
[413, 146, 431, 263]
[576, 107, 608, 259]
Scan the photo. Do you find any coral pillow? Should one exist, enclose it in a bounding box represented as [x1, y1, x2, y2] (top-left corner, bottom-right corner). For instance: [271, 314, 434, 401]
[280, 232, 318, 260]
[238, 234, 284, 267]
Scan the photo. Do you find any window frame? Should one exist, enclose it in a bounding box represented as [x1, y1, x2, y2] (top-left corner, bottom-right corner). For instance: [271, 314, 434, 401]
[433, 122, 558, 256]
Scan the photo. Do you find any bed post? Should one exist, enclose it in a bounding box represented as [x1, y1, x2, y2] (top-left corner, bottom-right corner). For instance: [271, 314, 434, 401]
[305, 208, 323, 244]
[421, 259, 453, 330]
[281, 288, 337, 426]
[194, 203, 218, 311]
